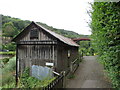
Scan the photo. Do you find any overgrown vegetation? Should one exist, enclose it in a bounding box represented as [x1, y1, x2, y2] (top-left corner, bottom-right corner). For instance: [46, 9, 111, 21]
[17, 68, 55, 88]
[91, 2, 120, 88]
[1, 57, 55, 88]
[1, 56, 16, 86]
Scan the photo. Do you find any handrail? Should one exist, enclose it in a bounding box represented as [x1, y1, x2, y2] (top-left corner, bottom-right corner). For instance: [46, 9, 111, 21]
[70, 58, 79, 73]
[43, 71, 65, 89]
[71, 58, 78, 64]
[52, 71, 60, 76]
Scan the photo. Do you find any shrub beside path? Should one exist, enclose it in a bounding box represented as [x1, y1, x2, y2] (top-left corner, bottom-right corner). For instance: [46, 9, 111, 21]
[66, 56, 112, 88]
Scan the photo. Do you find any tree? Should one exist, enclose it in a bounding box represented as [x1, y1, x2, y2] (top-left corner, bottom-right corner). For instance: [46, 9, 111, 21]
[2, 22, 19, 38]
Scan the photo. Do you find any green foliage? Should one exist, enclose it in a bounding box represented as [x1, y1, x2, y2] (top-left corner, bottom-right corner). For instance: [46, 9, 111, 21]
[2, 43, 16, 51]
[1, 82, 16, 88]
[1, 57, 10, 64]
[1, 60, 55, 88]
[1, 56, 16, 85]
[4, 57, 16, 71]
[2, 22, 19, 37]
[0, 51, 16, 55]
[90, 2, 120, 88]
[17, 68, 55, 88]
[2, 15, 31, 31]
[2, 15, 89, 39]
[79, 41, 94, 56]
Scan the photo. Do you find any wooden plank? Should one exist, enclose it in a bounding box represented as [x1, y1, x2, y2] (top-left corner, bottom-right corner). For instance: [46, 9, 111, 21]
[16, 44, 19, 85]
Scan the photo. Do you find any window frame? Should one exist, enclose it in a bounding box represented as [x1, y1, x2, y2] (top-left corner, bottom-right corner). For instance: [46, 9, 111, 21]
[30, 28, 39, 39]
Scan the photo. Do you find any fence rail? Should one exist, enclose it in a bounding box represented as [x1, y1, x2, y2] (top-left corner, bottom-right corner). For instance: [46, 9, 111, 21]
[70, 58, 79, 73]
[43, 71, 65, 90]
[43, 57, 81, 89]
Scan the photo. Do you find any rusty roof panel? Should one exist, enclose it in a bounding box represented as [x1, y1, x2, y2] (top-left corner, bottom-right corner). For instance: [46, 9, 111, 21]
[35, 22, 79, 47]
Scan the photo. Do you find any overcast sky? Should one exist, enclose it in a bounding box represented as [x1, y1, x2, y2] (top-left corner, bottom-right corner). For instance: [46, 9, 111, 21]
[1, 0, 94, 35]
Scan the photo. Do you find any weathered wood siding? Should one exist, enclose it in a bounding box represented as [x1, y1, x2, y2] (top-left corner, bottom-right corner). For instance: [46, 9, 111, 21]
[57, 44, 69, 72]
[17, 24, 57, 75]
[16, 23, 79, 75]
[70, 47, 79, 62]
[56, 44, 79, 73]
[18, 45, 57, 75]
[19, 24, 55, 41]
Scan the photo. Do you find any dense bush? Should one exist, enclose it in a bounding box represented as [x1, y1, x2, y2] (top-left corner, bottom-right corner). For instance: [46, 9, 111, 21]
[91, 2, 120, 88]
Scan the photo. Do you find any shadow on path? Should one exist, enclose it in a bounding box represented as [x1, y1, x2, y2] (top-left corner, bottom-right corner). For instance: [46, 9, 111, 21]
[66, 56, 112, 88]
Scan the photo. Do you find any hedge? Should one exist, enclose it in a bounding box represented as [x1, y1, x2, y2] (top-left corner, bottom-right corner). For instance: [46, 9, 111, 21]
[90, 2, 120, 88]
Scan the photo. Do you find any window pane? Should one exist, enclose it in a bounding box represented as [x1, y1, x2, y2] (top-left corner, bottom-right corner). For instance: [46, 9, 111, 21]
[30, 28, 38, 39]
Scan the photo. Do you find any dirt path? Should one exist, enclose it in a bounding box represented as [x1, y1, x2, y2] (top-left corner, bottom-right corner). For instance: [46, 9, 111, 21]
[66, 56, 112, 88]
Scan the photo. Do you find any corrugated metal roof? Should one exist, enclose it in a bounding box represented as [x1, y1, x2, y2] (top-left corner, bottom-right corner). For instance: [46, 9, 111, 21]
[35, 22, 79, 47]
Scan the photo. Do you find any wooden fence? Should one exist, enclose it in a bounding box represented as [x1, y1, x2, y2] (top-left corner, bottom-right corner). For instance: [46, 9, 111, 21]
[43, 71, 65, 90]
[42, 57, 81, 89]
[70, 58, 80, 73]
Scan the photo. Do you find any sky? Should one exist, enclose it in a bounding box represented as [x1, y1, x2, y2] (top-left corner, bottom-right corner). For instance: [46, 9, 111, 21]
[0, 0, 94, 35]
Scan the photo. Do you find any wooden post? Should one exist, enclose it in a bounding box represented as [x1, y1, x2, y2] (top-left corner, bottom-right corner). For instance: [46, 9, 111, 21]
[70, 62, 73, 73]
[16, 44, 18, 87]
[63, 71, 66, 88]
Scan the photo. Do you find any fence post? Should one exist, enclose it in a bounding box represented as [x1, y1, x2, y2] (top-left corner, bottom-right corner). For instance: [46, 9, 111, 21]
[70, 62, 73, 73]
[63, 71, 66, 88]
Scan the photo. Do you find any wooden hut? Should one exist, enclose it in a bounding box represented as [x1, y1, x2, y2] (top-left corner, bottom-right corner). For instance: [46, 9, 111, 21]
[12, 21, 79, 78]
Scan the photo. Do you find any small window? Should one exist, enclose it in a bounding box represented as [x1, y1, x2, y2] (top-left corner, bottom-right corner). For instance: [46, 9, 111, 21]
[30, 28, 38, 39]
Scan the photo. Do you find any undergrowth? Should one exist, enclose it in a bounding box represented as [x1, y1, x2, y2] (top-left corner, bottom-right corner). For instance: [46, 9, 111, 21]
[1, 58, 55, 88]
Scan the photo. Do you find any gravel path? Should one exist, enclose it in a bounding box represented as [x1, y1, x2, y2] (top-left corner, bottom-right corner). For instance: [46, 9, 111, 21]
[66, 56, 112, 88]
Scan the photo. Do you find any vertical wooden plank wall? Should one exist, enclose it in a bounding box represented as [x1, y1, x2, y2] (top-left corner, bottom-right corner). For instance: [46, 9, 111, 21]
[17, 24, 79, 75]
[17, 24, 58, 74]
[20, 25, 53, 41]
[18, 45, 57, 74]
